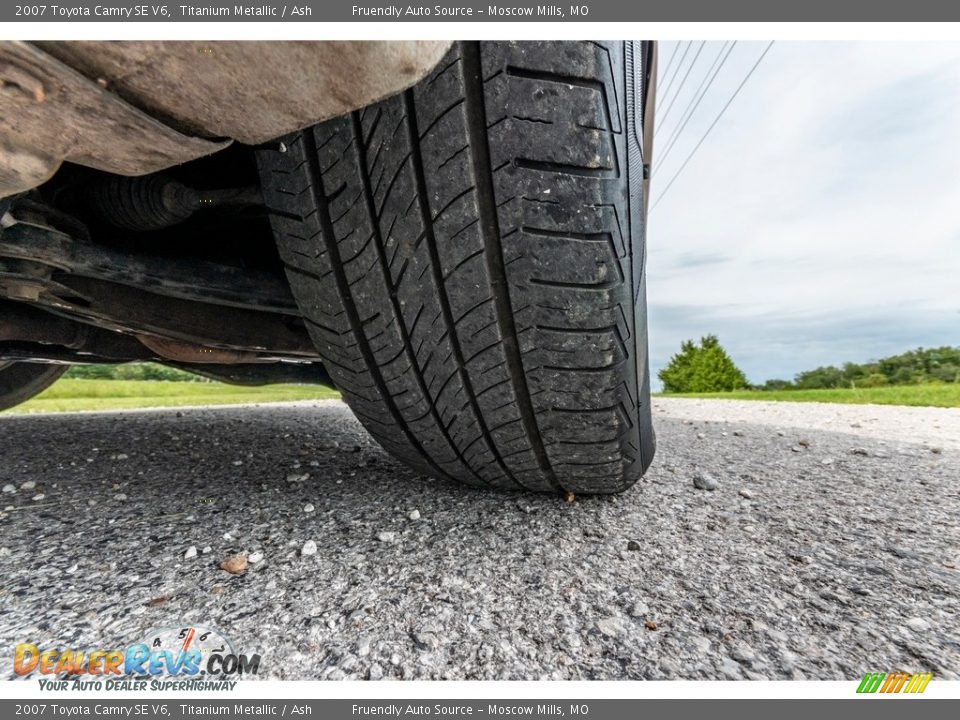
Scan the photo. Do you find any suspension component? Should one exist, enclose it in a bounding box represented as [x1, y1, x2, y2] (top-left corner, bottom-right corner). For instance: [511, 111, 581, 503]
[83, 174, 262, 231]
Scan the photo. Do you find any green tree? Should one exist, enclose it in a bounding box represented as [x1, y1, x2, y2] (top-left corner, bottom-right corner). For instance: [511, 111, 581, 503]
[794, 365, 845, 389]
[659, 335, 749, 393]
[762, 378, 794, 391]
[786, 346, 960, 389]
[857, 372, 889, 388]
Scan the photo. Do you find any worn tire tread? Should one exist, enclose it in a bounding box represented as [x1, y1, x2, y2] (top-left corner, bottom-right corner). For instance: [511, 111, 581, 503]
[257, 41, 654, 493]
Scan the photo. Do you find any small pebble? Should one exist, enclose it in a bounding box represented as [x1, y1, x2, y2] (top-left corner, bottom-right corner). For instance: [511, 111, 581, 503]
[184, 546, 198, 560]
[248, 551, 264, 564]
[407, 509, 421, 521]
[220, 554, 248, 574]
[303, 503, 315, 513]
[377, 531, 397, 543]
[729, 642, 755, 663]
[596, 617, 626, 638]
[693, 473, 718, 491]
[302, 540, 318, 556]
[628, 602, 649, 618]
[20, 481, 36, 491]
[2, 485, 16, 494]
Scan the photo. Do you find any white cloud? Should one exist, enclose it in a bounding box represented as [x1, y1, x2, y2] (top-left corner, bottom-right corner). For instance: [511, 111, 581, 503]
[647, 41, 960, 386]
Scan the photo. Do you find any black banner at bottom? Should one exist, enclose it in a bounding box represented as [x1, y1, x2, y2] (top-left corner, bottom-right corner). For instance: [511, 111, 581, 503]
[1, 699, 957, 720]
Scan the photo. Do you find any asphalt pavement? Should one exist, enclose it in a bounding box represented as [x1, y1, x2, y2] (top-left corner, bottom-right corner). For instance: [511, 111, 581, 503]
[1, 399, 957, 680]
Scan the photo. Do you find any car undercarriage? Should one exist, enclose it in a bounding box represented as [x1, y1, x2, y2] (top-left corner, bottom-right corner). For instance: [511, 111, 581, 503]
[0, 40, 451, 386]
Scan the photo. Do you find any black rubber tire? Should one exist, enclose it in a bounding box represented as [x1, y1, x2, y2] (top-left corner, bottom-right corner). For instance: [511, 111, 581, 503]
[0, 362, 67, 412]
[257, 41, 655, 493]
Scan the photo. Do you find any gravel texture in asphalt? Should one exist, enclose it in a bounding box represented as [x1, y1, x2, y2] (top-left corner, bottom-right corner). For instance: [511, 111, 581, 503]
[0, 399, 957, 681]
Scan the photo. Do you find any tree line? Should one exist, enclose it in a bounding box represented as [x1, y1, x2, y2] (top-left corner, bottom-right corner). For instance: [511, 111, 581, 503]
[659, 336, 959, 393]
[762, 345, 960, 390]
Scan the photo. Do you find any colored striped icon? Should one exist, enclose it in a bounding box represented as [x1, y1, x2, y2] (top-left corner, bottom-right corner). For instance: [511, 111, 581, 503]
[903, 673, 934, 693]
[857, 672, 933, 694]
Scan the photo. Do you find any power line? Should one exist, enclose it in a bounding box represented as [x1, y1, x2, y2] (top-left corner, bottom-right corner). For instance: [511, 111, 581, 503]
[651, 41, 775, 212]
[656, 41, 692, 113]
[655, 41, 736, 173]
[658, 41, 724, 150]
[656, 42, 681, 94]
[654, 40, 706, 139]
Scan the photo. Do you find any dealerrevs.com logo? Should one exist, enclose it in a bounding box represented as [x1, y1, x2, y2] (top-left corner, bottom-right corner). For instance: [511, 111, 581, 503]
[14, 625, 261, 691]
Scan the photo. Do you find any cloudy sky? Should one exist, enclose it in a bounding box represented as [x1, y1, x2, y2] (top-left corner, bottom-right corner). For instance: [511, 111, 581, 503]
[647, 41, 960, 387]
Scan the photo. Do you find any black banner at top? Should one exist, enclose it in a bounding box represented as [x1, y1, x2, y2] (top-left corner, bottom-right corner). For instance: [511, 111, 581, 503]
[3, 0, 960, 22]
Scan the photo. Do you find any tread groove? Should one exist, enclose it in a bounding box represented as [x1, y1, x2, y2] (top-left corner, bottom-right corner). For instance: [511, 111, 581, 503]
[462, 41, 561, 493]
[349, 110, 484, 486]
[404, 89, 527, 490]
[514, 158, 617, 179]
[299, 129, 450, 482]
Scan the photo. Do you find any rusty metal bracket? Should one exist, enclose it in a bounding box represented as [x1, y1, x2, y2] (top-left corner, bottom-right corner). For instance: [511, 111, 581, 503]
[0, 42, 228, 198]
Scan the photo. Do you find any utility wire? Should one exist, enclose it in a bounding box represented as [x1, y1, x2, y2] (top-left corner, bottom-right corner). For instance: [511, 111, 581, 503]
[656, 41, 692, 113]
[654, 40, 706, 139]
[651, 41, 775, 212]
[656, 42, 681, 94]
[655, 41, 736, 173]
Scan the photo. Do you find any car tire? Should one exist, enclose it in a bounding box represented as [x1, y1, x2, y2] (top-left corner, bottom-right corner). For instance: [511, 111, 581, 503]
[257, 40, 655, 493]
[0, 362, 67, 412]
